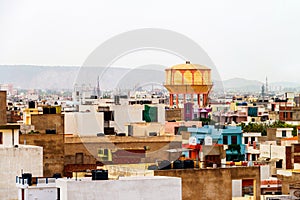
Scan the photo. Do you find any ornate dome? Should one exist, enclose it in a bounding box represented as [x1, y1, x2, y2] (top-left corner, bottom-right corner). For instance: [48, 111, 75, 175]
[170, 61, 210, 70]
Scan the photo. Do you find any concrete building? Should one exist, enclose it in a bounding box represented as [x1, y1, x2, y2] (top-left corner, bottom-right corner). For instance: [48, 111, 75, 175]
[31, 113, 64, 134]
[165, 121, 202, 135]
[19, 134, 64, 177]
[0, 124, 43, 200]
[56, 176, 181, 200]
[291, 143, 300, 169]
[165, 108, 183, 121]
[185, 125, 245, 162]
[217, 103, 269, 124]
[22, 108, 40, 125]
[126, 122, 164, 136]
[64, 112, 104, 136]
[0, 91, 43, 199]
[63, 135, 182, 176]
[0, 91, 7, 124]
[65, 103, 165, 136]
[260, 144, 292, 176]
[277, 170, 300, 198]
[0, 84, 14, 96]
[276, 93, 300, 125]
[267, 128, 294, 145]
[242, 132, 261, 161]
[16, 176, 57, 200]
[220, 126, 245, 161]
[110, 104, 165, 133]
[155, 167, 261, 200]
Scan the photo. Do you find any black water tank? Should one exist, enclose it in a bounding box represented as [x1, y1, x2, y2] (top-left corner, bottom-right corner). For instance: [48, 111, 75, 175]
[104, 127, 115, 135]
[46, 129, 56, 134]
[50, 107, 56, 114]
[53, 173, 62, 178]
[158, 160, 171, 170]
[22, 173, 32, 185]
[147, 165, 158, 170]
[173, 160, 184, 169]
[149, 132, 157, 136]
[43, 107, 50, 114]
[184, 160, 194, 169]
[92, 170, 108, 180]
[28, 101, 35, 109]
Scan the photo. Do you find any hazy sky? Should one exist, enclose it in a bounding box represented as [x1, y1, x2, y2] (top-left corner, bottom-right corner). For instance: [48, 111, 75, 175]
[1, 0, 300, 83]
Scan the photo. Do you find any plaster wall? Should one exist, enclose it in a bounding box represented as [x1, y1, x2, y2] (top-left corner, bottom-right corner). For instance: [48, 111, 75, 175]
[2, 129, 19, 147]
[56, 176, 181, 200]
[64, 112, 104, 136]
[0, 145, 43, 200]
[154, 167, 261, 200]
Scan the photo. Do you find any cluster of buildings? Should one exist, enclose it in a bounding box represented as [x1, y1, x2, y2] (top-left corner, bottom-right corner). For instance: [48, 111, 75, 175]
[1, 62, 300, 199]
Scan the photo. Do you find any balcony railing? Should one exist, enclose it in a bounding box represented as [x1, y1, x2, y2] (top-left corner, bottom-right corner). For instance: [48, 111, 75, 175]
[16, 176, 56, 188]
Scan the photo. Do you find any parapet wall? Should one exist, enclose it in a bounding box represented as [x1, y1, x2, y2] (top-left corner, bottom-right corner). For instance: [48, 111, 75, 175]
[155, 167, 261, 200]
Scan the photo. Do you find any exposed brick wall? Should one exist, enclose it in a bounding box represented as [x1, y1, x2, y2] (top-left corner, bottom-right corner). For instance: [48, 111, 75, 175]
[0, 91, 7, 125]
[6, 110, 22, 123]
[20, 134, 182, 177]
[166, 109, 183, 121]
[64, 136, 182, 166]
[20, 134, 65, 177]
[31, 114, 64, 134]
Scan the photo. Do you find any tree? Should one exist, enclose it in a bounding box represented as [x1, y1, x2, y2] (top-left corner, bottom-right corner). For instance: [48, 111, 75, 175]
[241, 120, 298, 136]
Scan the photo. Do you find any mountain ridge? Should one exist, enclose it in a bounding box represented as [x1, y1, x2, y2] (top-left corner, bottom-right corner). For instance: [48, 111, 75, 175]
[0, 65, 299, 91]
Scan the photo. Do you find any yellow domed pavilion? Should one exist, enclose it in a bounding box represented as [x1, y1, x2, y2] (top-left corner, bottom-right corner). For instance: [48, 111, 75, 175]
[164, 61, 213, 107]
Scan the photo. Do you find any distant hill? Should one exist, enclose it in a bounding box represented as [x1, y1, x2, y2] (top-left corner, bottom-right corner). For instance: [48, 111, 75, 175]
[222, 78, 263, 92]
[221, 78, 300, 92]
[269, 81, 300, 89]
[1, 65, 299, 92]
[0, 65, 79, 89]
[0, 65, 166, 90]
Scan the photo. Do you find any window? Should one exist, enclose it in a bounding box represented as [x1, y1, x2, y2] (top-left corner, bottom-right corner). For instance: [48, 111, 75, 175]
[284, 112, 288, 118]
[244, 137, 249, 145]
[0, 132, 2, 144]
[194, 113, 197, 119]
[251, 154, 256, 161]
[282, 130, 286, 137]
[186, 104, 190, 113]
[276, 159, 283, 168]
[223, 136, 228, 145]
[251, 137, 255, 145]
[231, 136, 237, 144]
[290, 112, 293, 118]
[98, 148, 112, 161]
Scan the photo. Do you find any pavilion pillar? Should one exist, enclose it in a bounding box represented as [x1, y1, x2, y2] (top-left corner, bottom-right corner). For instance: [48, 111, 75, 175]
[203, 93, 208, 107]
[170, 93, 174, 107]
